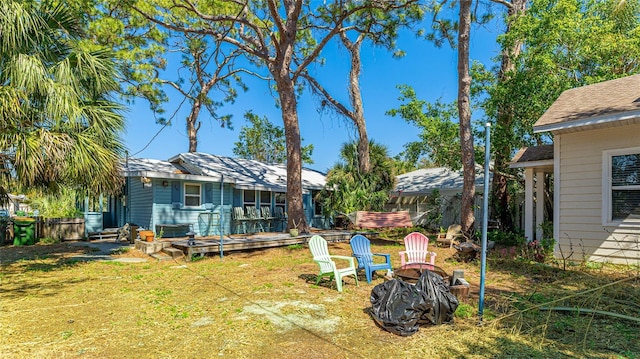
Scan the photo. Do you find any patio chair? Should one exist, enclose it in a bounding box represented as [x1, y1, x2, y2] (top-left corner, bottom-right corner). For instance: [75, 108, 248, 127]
[261, 206, 275, 232]
[246, 206, 264, 232]
[349, 234, 392, 283]
[436, 224, 463, 248]
[232, 206, 249, 234]
[308, 235, 359, 293]
[274, 206, 287, 232]
[399, 232, 436, 269]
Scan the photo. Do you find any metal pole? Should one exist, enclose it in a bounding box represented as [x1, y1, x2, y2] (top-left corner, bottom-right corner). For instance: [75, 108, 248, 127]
[479, 122, 491, 322]
[125, 151, 130, 225]
[219, 175, 224, 258]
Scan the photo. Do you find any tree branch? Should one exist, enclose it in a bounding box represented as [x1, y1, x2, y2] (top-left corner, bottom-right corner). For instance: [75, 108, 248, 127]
[301, 72, 354, 119]
[488, 0, 513, 9]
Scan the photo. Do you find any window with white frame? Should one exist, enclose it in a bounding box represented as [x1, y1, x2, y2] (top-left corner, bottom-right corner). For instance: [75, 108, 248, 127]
[604, 148, 640, 225]
[184, 183, 201, 207]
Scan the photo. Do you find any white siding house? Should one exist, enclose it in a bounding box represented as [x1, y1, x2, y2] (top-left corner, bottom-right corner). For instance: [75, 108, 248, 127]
[515, 74, 640, 264]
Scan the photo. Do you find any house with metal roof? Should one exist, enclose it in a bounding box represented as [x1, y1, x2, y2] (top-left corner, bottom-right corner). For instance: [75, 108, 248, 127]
[385, 166, 491, 230]
[108, 153, 327, 237]
[511, 74, 640, 264]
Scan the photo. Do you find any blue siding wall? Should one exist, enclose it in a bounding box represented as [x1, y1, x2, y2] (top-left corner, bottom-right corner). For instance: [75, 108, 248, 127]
[129, 179, 154, 230]
[152, 179, 232, 236]
[303, 193, 327, 229]
[123, 175, 332, 234]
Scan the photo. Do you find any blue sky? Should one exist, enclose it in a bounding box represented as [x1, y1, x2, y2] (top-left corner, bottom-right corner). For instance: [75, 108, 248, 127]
[121, 19, 504, 173]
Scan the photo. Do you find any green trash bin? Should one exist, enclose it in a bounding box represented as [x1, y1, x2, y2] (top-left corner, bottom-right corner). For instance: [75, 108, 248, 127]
[13, 217, 36, 246]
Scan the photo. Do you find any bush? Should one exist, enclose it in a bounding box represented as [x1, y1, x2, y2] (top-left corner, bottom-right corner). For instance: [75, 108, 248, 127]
[521, 237, 555, 263]
[487, 230, 526, 247]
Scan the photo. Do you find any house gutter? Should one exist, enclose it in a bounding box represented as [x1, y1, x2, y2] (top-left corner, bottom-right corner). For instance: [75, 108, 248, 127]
[125, 170, 231, 184]
[533, 109, 640, 133]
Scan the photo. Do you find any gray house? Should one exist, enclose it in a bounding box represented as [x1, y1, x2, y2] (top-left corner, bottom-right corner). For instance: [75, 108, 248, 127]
[109, 153, 327, 237]
[385, 167, 491, 229]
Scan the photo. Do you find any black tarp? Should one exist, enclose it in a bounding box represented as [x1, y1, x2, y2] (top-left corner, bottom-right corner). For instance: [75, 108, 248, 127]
[369, 270, 459, 336]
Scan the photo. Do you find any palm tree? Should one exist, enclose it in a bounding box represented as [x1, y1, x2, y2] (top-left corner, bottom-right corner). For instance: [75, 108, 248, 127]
[0, 0, 125, 198]
[319, 141, 395, 216]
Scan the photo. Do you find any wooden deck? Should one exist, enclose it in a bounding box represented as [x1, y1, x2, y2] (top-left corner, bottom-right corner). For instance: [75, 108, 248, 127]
[169, 230, 373, 259]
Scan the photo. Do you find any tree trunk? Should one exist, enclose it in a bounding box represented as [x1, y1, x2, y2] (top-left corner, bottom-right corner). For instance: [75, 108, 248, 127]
[345, 36, 370, 174]
[458, 0, 475, 235]
[186, 99, 202, 152]
[271, 0, 307, 233]
[277, 77, 307, 233]
[491, 0, 527, 231]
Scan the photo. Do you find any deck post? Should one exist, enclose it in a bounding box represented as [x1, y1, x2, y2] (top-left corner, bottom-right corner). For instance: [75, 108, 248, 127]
[524, 168, 534, 242]
[535, 170, 545, 241]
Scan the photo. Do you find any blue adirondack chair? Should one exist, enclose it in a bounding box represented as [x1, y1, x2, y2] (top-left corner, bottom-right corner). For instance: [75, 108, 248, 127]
[349, 234, 392, 283]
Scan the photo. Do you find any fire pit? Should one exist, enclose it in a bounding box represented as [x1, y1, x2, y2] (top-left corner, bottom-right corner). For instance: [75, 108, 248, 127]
[394, 264, 449, 284]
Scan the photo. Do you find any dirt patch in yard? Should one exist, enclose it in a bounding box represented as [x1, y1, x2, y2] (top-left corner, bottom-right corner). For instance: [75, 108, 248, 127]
[1, 237, 639, 358]
[0, 242, 90, 264]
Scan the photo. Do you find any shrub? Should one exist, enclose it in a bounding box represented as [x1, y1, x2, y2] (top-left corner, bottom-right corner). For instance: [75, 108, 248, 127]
[454, 303, 475, 319]
[488, 230, 526, 247]
[521, 237, 555, 263]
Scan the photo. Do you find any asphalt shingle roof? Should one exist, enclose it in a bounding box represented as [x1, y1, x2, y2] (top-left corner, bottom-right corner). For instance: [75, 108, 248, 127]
[534, 74, 640, 132]
[171, 152, 326, 192]
[510, 145, 554, 166]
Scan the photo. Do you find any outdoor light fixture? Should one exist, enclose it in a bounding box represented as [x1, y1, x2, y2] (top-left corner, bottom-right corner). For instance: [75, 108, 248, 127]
[162, 180, 169, 187]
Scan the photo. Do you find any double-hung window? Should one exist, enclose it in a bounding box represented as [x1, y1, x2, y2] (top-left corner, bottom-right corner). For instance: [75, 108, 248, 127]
[184, 183, 202, 207]
[604, 148, 640, 225]
[274, 192, 286, 214]
[260, 191, 271, 208]
[244, 190, 256, 212]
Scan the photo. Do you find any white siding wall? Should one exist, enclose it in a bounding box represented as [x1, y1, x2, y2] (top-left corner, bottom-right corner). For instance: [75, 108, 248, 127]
[558, 123, 640, 264]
